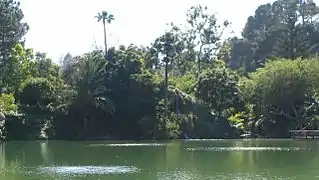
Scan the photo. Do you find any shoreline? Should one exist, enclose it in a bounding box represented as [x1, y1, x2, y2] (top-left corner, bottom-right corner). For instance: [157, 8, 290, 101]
[1, 137, 314, 142]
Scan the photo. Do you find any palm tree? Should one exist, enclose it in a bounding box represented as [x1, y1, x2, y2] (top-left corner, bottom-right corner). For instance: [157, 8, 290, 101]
[95, 11, 115, 59]
[59, 51, 114, 138]
[76, 51, 114, 136]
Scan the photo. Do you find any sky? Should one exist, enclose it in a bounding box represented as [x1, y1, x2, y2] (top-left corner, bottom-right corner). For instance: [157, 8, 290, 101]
[19, 0, 276, 62]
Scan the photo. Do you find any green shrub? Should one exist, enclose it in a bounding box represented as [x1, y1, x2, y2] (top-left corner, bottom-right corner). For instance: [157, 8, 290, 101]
[19, 78, 56, 106]
[240, 58, 319, 137]
[0, 93, 18, 113]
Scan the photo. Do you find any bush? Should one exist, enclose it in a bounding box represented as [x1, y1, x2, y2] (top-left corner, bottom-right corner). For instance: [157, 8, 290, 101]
[19, 78, 56, 106]
[0, 93, 18, 140]
[0, 93, 18, 113]
[170, 73, 196, 95]
[197, 60, 242, 116]
[240, 58, 319, 137]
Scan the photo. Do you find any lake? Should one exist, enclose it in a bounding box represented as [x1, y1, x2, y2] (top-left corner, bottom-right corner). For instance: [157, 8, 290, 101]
[0, 139, 318, 180]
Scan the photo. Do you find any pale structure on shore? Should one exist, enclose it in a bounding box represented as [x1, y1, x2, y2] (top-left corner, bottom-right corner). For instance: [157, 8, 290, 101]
[0, 105, 5, 128]
[0, 105, 5, 139]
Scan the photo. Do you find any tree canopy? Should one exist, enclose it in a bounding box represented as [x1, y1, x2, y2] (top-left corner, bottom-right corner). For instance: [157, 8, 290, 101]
[2, 0, 319, 140]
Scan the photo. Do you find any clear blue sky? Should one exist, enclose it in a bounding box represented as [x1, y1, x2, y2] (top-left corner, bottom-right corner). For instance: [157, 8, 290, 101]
[19, 0, 275, 62]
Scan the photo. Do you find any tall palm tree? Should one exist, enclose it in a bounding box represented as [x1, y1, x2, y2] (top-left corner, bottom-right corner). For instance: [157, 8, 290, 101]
[59, 51, 114, 138]
[95, 11, 115, 59]
[75, 51, 114, 136]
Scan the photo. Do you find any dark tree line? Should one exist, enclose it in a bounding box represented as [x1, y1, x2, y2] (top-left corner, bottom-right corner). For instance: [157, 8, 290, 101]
[1, 0, 319, 140]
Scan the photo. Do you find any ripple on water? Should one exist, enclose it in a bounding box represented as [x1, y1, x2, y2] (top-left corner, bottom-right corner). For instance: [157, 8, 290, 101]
[38, 165, 139, 175]
[157, 170, 295, 180]
[186, 147, 304, 152]
[89, 143, 166, 147]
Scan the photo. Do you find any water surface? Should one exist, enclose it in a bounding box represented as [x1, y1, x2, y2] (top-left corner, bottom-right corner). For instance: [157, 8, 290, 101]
[0, 139, 318, 179]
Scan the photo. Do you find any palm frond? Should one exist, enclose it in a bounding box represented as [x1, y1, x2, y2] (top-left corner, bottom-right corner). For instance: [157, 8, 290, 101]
[95, 12, 103, 22]
[107, 14, 115, 24]
[71, 51, 114, 113]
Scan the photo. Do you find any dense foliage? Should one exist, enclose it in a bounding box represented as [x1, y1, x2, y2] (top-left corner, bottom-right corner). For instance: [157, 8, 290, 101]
[1, 0, 319, 140]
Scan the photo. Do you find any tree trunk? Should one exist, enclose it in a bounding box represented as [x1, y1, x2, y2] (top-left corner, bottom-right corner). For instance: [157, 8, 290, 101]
[196, 45, 204, 93]
[197, 53, 201, 80]
[103, 20, 107, 59]
[164, 59, 169, 136]
[83, 117, 88, 138]
[300, 0, 305, 26]
[165, 61, 168, 100]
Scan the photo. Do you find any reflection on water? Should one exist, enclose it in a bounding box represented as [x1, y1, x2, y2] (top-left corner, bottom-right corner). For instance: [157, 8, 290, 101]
[89, 143, 166, 147]
[157, 169, 200, 180]
[157, 171, 296, 180]
[0, 140, 319, 179]
[38, 165, 139, 175]
[0, 143, 4, 168]
[187, 146, 304, 151]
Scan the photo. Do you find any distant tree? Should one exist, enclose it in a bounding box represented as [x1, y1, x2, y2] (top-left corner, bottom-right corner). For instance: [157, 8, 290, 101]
[184, 5, 229, 78]
[272, 0, 318, 59]
[152, 32, 183, 102]
[95, 11, 115, 59]
[241, 0, 319, 65]
[60, 53, 77, 85]
[151, 31, 184, 133]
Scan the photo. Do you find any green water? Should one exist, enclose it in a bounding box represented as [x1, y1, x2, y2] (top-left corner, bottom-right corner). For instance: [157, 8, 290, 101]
[0, 139, 318, 180]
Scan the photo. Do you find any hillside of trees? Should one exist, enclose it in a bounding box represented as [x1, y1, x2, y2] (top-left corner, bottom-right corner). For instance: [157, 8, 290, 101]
[1, 0, 319, 140]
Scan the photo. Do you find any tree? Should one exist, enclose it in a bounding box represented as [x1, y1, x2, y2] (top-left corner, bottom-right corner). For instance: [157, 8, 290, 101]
[32, 52, 61, 81]
[194, 60, 242, 138]
[197, 60, 241, 117]
[230, 38, 256, 73]
[0, 93, 17, 140]
[152, 32, 183, 114]
[70, 51, 114, 137]
[272, 0, 318, 59]
[1, 44, 33, 94]
[19, 78, 56, 107]
[240, 59, 319, 137]
[0, 0, 29, 88]
[0, 93, 17, 113]
[0, 0, 29, 63]
[102, 45, 160, 139]
[241, 0, 319, 65]
[218, 37, 255, 73]
[60, 53, 77, 85]
[184, 5, 229, 78]
[95, 11, 115, 59]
